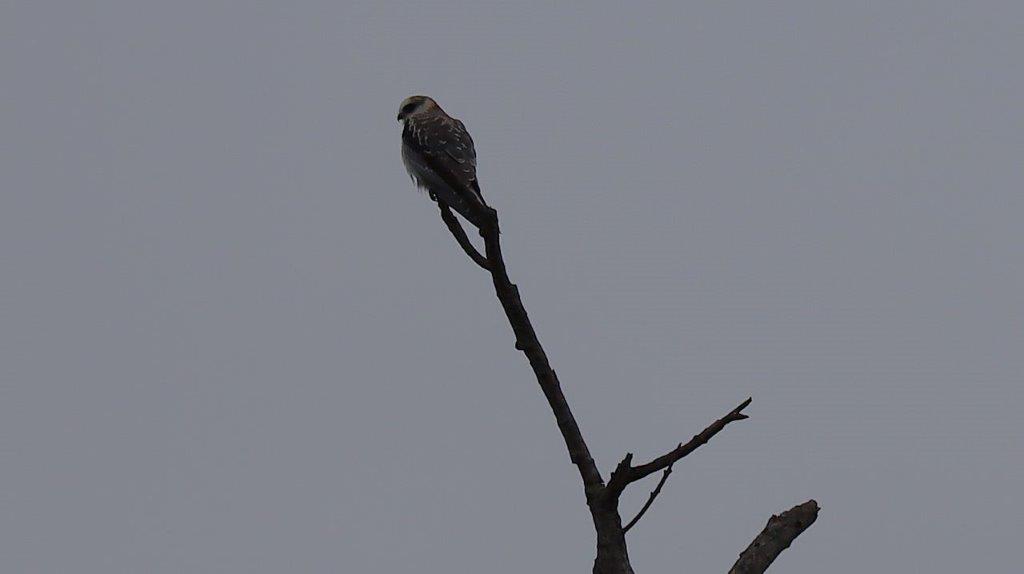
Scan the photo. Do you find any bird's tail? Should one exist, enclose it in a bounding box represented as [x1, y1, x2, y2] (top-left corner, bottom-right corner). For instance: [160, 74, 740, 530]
[447, 182, 496, 232]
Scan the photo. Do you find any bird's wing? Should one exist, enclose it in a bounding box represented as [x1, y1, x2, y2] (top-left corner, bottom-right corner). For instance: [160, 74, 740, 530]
[404, 114, 485, 206]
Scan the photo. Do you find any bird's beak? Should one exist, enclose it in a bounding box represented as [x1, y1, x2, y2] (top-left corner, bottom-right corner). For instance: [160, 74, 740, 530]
[396, 113, 403, 122]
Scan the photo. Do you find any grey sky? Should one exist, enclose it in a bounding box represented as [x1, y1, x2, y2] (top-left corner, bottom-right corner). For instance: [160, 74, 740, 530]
[2, 2, 1022, 572]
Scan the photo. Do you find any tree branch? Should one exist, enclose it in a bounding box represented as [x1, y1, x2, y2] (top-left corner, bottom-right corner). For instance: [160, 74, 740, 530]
[607, 398, 751, 496]
[478, 213, 605, 495]
[728, 500, 819, 574]
[622, 458, 675, 533]
[429, 185, 818, 574]
[437, 202, 490, 270]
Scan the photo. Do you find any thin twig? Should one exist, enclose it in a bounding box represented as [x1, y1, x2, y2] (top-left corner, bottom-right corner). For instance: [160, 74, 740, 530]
[622, 455, 676, 533]
[607, 398, 751, 496]
[437, 202, 490, 270]
[728, 500, 819, 574]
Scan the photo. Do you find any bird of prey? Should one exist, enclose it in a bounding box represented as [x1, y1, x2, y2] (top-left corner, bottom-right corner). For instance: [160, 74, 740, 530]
[397, 95, 491, 228]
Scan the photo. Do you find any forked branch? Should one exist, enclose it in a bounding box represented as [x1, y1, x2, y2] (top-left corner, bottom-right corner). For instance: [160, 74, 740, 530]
[622, 459, 675, 533]
[607, 398, 751, 497]
[433, 196, 815, 573]
[437, 202, 490, 270]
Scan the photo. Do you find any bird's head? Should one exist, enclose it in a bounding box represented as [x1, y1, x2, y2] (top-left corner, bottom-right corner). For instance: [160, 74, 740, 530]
[397, 95, 438, 122]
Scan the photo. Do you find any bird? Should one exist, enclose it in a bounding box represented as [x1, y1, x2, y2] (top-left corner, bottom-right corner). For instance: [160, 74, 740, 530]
[397, 95, 492, 228]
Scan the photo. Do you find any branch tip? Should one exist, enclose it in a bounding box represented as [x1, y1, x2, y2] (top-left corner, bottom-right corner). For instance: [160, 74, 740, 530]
[607, 398, 755, 495]
[728, 500, 819, 574]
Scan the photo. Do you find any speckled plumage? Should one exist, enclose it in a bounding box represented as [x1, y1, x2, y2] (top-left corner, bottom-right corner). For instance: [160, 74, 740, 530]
[397, 96, 488, 227]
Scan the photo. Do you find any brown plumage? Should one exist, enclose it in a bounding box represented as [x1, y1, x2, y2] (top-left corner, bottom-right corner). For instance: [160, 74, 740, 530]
[397, 95, 490, 228]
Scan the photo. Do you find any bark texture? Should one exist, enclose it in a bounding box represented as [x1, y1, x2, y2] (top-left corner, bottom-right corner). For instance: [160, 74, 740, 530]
[729, 500, 820, 574]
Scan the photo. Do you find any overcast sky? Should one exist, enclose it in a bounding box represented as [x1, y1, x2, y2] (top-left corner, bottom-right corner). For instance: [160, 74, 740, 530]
[2, 2, 1022, 573]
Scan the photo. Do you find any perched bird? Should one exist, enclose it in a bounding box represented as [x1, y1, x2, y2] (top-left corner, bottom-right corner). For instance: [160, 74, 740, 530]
[397, 95, 491, 228]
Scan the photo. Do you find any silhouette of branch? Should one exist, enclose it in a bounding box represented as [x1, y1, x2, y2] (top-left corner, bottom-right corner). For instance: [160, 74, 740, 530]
[429, 190, 817, 574]
[607, 398, 751, 497]
[728, 500, 819, 574]
[437, 202, 490, 270]
[477, 211, 604, 494]
[622, 459, 675, 534]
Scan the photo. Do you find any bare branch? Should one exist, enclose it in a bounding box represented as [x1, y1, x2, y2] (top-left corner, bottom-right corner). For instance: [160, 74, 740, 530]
[478, 214, 605, 495]
[437, 202, 490, 270]
[429, 179, 818, 574]
[607, 398, 751, 496]
[728, 500, 819, 574]
[622, 455, 676, 534]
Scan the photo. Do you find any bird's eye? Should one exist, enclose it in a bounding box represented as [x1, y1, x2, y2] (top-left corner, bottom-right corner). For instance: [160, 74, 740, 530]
[402, 103, 417, 114]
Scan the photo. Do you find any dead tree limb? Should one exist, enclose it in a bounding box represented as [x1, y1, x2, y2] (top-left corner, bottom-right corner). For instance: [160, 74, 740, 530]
[437, 202, 490, 270]
[729, 500, 820, 574]
[475, 209, 604, 492]
[622, 460, 674, 534]
[607, 398, 751, 497]
[476, 210, 628, 573]
[432, 201, 815, 574]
